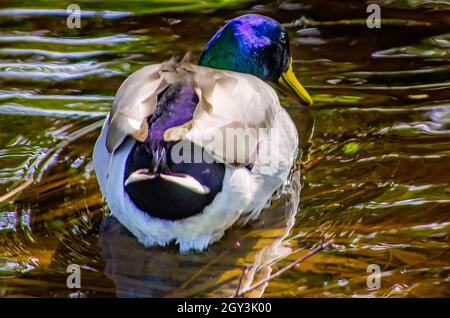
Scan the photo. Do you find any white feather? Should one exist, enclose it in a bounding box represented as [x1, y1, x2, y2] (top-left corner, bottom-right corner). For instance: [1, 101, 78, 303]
[159, 173, 210, 194]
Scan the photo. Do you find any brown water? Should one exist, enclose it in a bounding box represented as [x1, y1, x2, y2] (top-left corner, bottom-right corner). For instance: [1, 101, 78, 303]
[0, 0, 449, 298]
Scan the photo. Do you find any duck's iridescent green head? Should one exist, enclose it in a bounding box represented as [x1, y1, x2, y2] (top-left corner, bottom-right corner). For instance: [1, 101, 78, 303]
[199, 14, 312, 105]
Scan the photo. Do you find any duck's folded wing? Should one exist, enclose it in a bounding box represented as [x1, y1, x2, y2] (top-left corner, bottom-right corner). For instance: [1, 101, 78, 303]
[180, 65, 282, 166]
[106, 61, 179, 152]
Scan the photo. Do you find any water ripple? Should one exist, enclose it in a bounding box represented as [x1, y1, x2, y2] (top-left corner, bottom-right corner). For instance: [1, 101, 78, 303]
[0, 48, 113, 59]
[0, 34, 140, 45]
[0, 9, 132, 19]
[0, 104, 107, 118]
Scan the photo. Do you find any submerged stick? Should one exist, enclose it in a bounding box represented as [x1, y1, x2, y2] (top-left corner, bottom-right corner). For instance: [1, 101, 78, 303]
[0, 178, 33, 205]
[234, 266, 249, 297]
[233, 240, 334, 298]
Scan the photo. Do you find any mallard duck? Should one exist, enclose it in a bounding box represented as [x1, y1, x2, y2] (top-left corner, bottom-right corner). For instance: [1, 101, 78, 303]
[93, 14, 313, 252]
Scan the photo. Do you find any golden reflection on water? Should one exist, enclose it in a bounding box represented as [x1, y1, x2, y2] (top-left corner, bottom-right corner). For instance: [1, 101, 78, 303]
[0, 0, 449, 297]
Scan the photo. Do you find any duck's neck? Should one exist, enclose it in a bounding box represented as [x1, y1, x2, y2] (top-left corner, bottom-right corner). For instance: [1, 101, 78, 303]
[198, 24, 271, 80]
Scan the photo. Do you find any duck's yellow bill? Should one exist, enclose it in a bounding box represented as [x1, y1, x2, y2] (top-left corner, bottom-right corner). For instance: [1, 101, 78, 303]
[278, 60, 313, 105]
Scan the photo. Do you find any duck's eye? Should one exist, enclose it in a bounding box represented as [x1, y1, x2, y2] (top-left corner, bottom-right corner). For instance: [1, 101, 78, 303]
[279, 32, 287, 45]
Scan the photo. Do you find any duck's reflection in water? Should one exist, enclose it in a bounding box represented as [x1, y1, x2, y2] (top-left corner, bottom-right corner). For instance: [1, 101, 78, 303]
[98, 171, 301, 298]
